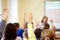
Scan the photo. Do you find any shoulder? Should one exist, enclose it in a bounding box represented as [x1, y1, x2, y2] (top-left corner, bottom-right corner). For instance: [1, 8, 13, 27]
[19, 29, 24, 32]
[19, 28, 23, 31]
[0, 20, 6, 23]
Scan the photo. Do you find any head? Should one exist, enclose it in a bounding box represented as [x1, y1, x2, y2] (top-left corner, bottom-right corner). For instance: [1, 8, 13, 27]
[14, 23, 20, 30]
[23, 30, 28, 40]
[4, 23, 17, 40]
[34, 28, 41, 38]
[41, 16, 48, 23]
[41, 29, 54, 40]
[22, 22, 27, 30]
[43, 23, 50, 30]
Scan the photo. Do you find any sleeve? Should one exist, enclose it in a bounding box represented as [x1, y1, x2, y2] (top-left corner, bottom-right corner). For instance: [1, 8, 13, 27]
[0, 20, 6, 33]
[27, 23, 36, 40]
[17, 29, 24, 38]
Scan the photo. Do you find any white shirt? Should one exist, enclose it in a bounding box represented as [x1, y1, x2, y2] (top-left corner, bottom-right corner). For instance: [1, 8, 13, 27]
[39, 22, 44, 29]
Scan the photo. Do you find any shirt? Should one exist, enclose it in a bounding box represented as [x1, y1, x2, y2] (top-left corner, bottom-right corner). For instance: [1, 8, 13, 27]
[17, 29, 24, 39]
[0, 20, 6, 38]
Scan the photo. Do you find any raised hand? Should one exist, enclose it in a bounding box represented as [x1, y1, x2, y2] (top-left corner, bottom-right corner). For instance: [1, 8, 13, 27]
[50, 19, 53, 24]
[22, 13, 26, 30]
[2, 8, 8, 20]
[27, 13, 36, 40]
[35, 21, 39, 28]
[28, 13, 33, 23]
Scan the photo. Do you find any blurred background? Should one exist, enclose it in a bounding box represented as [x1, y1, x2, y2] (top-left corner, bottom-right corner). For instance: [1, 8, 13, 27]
[0, 0, 44, 27]
[0, 0, 60, 40]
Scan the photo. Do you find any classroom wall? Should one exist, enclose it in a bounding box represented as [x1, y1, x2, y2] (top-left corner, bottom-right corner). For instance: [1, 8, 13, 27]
[2, 0, 8, 23]
[2, 0, 8, 10]
[2, 0, 44, 27]
[18, 0, 23, 27]
[18, 0, 44, 26]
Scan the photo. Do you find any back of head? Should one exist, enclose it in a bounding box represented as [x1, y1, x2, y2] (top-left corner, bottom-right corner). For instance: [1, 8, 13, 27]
[43, 23, 50, 30]
[41, 29, 54, 40]
[4, 23, 17, 40]
[23, 30, 28, 39]
[34, 28, 41, 38]
[14, 23, 20, 29]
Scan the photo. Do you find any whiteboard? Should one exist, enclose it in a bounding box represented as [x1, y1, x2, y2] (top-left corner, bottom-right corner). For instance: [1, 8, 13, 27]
[45, 1, 60, 29]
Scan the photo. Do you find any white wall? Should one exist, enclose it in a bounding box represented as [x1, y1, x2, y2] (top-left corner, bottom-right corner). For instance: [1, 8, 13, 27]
[8, 0, 18, 23]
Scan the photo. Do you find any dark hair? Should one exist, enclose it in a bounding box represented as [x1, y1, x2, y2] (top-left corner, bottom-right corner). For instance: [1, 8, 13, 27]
[34, 28, 41, 38]
[41, 16, 48, 23]
[14, 23, 19, 28]
[4, 23, 17, 40]
[43, 23, 50, 30]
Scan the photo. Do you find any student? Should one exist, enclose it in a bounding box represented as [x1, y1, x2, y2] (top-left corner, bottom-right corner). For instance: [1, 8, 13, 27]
[41, 23, 54, 40]
[23, 30, 28, 40]
[34, 28, 41, 40]
[14, 13, 27, 39]
[1, 23, 22, 40]
[15, 13, 29, 39]
[14, 23, 20, 31]
[27, 13, 36, 40]
[0, 8, 8, 39]
[39, 16, 49, 29]
[43, 23, 50, 30]
[14, 23, 25, 39]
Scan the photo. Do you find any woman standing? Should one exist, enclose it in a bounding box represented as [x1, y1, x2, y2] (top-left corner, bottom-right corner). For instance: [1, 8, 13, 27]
[39, 16, 49, 30]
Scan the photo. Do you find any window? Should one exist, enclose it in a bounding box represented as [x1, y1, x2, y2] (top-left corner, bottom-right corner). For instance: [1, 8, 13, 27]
[45, 1, 60, 29]
[8, 0, 18, 23]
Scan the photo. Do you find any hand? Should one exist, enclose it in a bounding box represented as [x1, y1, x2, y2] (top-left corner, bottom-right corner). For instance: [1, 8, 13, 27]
[22, 13, 26, 30]
[50, 19, 53, 24]
[35, 21, 39, 28]
[2, 8, 8, 20]
[28, 13, 33, 23]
